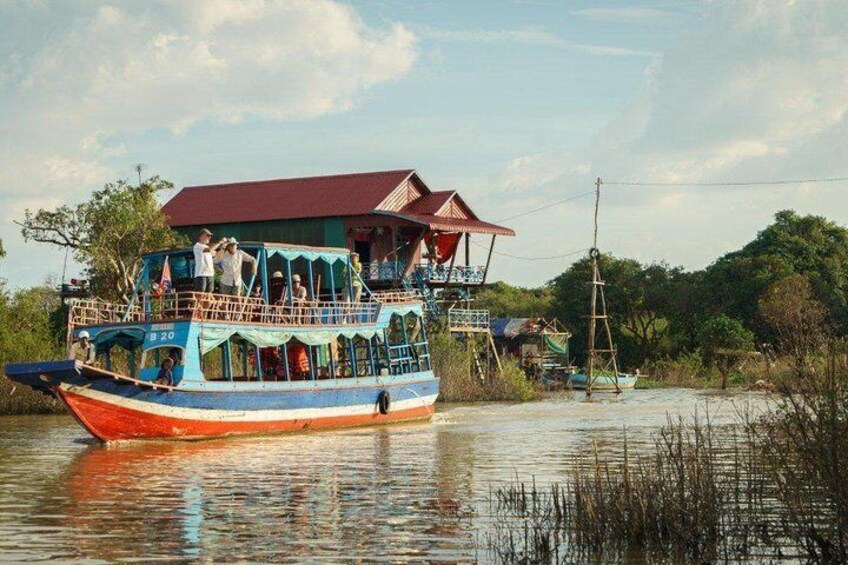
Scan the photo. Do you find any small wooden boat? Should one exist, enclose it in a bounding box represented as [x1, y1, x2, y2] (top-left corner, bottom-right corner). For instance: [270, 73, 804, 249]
[5, 242, 438, 442]
[566, 372, 637, 391]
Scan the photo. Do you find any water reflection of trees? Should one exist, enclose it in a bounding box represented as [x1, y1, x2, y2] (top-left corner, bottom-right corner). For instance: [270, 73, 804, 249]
[52, 425, 481, 562]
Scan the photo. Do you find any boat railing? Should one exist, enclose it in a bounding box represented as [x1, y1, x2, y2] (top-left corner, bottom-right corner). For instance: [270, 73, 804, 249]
[416, 264, 487, 284]
[369, 289, 420, 304]
[448, 309, 491, 332]
[68, 298, 146, 326]
[69, 292, 382, 329]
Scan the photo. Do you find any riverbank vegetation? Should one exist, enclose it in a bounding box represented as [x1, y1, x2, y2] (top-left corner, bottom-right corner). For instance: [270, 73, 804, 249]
[477, 210, 847, 388]
[0, 279, 64, 415]
[486, 347, 848, 563]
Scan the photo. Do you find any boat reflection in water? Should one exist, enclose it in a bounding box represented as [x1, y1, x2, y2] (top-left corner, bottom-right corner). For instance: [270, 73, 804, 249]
[59, 423, 476, 562]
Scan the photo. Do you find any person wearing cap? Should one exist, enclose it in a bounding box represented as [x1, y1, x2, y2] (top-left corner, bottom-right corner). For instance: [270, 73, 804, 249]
[290, 274, 308, 302]
[193, 228, 227, 293]
[286, 274, 309, 323]
[216, 238, 257, 296]
[68, 331, 96, 364]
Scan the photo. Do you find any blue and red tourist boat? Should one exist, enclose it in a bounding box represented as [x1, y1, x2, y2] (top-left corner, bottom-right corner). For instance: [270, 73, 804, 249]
[5, 242, 437, 441]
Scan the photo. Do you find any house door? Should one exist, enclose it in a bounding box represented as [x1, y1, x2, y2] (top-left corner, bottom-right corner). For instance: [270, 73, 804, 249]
[354, 239, 371, 264]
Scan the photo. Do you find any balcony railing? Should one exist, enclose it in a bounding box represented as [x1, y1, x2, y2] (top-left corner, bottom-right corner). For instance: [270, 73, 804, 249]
[362, 261, 487, 285]
[69, 292, 382, 330]
[363, 261, 403, 281]
[416, 264, 487, 285]
[448, 309, 491, 332]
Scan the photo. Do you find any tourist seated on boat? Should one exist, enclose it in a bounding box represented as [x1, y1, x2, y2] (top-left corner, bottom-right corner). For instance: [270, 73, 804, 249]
[248, 285, 266, 322]
[216, 238, 257, 296]
[270, 271, 286, 304]
[193, 228, 227, 293]
[68, 330, 96, 365]
[154, 358, 174, 386]
[288, 274, 309, 323]
[287, 342, 310, 379]
[291, 274, 308, 302]
[167, 348, 182, 366]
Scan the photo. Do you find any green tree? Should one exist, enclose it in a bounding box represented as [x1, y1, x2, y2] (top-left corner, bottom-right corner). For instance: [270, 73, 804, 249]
[474, 281, 554, 319]
[702, 210, 848, 335]
[19, 175, 188, 302]
[696, 315, 755, 389]
[549, 254, 678, 368]
[759, 274, 829, 372]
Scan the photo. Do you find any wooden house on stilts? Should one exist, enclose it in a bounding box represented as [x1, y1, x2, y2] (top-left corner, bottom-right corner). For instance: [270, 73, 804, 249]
[162, 169, 515, 373]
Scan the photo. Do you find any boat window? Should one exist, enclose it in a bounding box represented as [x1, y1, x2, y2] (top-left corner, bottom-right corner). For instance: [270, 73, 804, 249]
[100, 345, 142, 379]
[140, 346, 184, 370]
[201, 345, 226, 381]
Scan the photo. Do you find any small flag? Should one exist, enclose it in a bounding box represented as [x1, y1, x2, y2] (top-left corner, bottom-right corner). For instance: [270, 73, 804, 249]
[160, 256, 172, 293]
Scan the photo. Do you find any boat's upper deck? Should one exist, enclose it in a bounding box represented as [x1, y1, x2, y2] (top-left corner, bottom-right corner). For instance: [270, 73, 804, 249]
[69, 290, 420, 331]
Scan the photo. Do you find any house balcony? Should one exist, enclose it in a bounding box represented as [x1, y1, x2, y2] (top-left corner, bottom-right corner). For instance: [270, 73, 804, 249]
[362, 261, 487, 286]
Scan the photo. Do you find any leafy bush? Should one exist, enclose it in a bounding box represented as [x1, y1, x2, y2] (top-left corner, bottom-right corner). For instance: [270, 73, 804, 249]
[0, 285, 65, 415]
[430, 331, 539, 402]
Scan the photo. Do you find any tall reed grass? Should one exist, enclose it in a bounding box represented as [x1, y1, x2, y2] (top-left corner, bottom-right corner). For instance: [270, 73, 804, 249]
[486, 348, 848, 564]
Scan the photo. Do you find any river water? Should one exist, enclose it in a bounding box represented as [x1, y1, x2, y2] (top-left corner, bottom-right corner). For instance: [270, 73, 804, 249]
[0, 389, 768, 564]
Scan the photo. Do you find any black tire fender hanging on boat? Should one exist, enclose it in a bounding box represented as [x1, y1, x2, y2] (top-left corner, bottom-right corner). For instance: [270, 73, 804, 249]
[378, 390, 391, 415]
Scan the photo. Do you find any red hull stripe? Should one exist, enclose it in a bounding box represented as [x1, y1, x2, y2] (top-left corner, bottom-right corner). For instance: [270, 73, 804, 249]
[57, 388, 435, 442]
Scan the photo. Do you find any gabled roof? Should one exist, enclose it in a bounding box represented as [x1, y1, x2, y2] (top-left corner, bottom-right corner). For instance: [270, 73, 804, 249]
[163, 169, 415, 226]
[162, 168, 515, 236]
[401, 191, 456, 216]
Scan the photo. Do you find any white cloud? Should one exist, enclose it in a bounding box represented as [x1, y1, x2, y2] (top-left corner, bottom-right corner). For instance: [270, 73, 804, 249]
[486, 0, 848, 286]
[419, 26, 658, 57]
[0, 0, 416, 285]
[571, 7, 680, 25]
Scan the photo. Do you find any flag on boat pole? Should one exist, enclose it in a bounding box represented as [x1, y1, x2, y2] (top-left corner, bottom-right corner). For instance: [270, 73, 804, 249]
[160, 256, 172, 293]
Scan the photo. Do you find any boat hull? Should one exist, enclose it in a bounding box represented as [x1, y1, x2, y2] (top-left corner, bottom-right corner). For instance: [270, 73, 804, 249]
[5, 360, 438, 442]
[567, 373, 638, 391]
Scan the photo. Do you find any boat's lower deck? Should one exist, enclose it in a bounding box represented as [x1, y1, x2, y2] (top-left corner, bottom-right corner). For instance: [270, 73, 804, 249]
[57, 382, 436, 441]
[5, 360, 438, 442]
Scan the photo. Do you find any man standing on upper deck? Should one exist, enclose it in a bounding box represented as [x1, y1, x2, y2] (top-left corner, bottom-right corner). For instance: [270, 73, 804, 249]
[217, 238, 257, 296]
[193, 228, 226, 293]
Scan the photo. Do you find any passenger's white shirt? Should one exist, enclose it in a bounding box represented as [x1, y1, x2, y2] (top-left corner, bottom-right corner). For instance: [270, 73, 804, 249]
[218, 250, 256, 286]
[193, 242, 215, 277]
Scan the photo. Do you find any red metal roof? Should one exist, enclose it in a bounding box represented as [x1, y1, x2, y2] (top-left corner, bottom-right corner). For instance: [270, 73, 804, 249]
[162, 168, 515, 236]
[163, 169, 415, 226]
[400, 191, 456, 216]
[380, 212, 516, 236]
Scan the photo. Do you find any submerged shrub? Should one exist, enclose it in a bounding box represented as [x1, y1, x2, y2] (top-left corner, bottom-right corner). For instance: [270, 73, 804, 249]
[430, 331, 539, 402]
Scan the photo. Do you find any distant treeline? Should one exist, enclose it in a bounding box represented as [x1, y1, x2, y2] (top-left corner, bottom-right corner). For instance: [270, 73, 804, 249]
[476, 210, 848, 371]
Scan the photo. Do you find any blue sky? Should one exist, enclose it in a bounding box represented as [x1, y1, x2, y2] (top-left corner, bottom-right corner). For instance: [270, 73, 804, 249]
[2, 1, 847, 288]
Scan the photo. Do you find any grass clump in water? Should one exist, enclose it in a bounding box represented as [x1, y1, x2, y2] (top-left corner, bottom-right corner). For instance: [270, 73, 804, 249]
[488, 411, 766, 564]
[430, 331, 538, 403]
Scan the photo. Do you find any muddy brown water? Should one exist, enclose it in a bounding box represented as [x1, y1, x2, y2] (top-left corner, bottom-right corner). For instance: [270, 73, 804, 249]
[0, 389, 769, 563]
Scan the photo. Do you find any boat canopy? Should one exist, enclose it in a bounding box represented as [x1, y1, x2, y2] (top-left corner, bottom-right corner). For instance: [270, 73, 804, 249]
[199, 325, 383, 354]
[93, 327, 146, 351]
[143, 242, 352, 264]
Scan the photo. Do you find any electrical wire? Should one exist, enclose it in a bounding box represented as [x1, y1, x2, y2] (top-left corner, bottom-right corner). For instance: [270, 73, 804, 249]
[603, 176, 848, 187]
[470, 238, 588, 261]
[495, 190, 595, 223]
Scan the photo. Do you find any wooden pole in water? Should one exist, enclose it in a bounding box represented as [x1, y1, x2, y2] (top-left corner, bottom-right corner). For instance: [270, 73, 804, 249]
[587, 178, 601, 396]
[586, 177, 622, 395]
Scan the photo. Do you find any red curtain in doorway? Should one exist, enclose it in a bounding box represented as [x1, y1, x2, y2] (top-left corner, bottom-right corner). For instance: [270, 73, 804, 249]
[425, 232, 462, 264]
